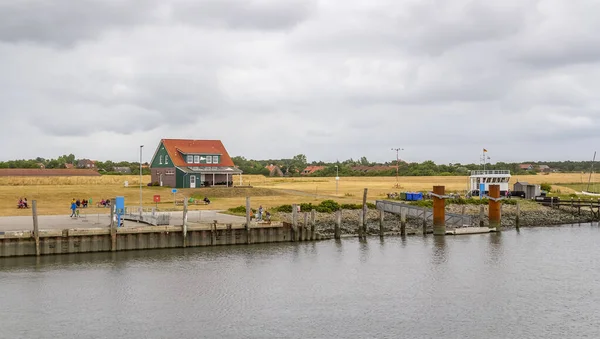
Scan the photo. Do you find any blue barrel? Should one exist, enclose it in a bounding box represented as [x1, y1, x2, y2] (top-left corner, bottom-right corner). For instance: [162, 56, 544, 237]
[407, 192, 414, 201]
[415, 192, 423, 201]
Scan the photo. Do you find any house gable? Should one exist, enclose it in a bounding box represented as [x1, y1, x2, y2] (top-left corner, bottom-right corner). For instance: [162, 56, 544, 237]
[150, 141, 174, 168]
[160, 139, 236, 168]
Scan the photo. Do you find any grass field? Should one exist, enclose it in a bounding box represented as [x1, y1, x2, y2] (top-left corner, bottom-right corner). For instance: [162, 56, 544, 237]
[1, 173, 598, 216]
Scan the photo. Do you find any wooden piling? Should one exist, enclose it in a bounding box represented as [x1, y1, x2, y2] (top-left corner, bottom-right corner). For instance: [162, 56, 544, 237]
[358, 209, 364, 238]
[479, 205, 485, 227]
[335, 210, 341, 239]
[432, 185, 446, 235]
[303, 212, 309, 241]
[311, 209, 316, 241]
[246, 197, 251, 244]
[400, 207, 406, 236]
[110, 201, 116, 251]
[182, 199, 188, 247]
[32, 200, 40, 256]
[515, 202, 520, 230]
[489, 185, 502, 232]
[422, 207, 427, 235]
[292, 204, 298, 242]
[362, 188, 368, 235]
[378, 209, 384, 237]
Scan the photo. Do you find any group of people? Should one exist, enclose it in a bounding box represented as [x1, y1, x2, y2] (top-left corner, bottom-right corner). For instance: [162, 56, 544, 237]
[256, 205, 271, 222]
[73, 198, 89, 208]
[17, 197, 28, 209]
[99, 199, 111, 207]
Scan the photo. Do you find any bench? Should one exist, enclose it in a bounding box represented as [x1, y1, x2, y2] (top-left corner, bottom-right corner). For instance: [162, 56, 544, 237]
[174, 200, 209, 206]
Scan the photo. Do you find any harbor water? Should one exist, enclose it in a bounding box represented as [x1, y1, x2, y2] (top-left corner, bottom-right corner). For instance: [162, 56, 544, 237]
[2, 225, 600, 338]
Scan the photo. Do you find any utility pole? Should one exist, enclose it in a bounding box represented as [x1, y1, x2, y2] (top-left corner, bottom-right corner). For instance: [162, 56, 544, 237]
[391, 148, 403, 188]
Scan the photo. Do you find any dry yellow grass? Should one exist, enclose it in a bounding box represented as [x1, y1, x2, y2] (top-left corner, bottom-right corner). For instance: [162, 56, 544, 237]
[0, 173, 594, 216]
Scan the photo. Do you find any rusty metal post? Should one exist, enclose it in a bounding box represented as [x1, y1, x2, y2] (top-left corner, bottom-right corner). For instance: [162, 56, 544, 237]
[432, 186, 446, 235]
[489, 184, 502, 231]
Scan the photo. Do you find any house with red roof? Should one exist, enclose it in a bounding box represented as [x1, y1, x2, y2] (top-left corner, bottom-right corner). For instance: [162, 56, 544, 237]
[301, 166, 325, 175]
[149, 139, 242, 188]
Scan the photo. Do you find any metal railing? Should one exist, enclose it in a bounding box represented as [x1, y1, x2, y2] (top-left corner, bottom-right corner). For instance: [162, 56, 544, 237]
[122, 206, 170, 226]
[376, 200, 472, 227]
[470, 170, 511, 176]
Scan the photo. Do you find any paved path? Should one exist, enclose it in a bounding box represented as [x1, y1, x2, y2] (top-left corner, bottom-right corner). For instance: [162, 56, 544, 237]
[0, 210, 246, 232]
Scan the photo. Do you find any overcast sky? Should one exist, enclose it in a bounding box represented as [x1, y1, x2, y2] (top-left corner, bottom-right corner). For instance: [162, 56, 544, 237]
[1, 0, 599, 165]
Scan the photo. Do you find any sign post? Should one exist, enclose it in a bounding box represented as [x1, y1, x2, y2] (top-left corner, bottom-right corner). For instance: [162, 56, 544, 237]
[172, 188, 177, 206]
[479, 183, 485, 200]
[115, 196, 125, 227]
[153, 195, 160, 209]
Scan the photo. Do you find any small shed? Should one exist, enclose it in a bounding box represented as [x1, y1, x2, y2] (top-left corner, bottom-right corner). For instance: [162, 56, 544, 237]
[513, 181, 540, 199]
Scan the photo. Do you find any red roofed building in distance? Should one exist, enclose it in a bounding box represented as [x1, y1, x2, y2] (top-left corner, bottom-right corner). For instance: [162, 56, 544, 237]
[149, 139, 242, 188]
[301, 166, 325, 175]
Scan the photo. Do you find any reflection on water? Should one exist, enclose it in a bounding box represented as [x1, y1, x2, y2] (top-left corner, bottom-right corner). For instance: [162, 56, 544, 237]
[2, 226, 600, 339]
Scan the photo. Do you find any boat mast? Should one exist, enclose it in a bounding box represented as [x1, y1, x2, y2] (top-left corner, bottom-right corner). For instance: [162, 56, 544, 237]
[586, 151, 596, 192]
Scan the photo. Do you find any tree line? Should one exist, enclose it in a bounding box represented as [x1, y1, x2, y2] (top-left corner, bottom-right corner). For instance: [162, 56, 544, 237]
[1, 153, 597, 177]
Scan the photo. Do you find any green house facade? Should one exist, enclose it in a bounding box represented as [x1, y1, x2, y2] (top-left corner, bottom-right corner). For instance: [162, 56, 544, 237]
[149, 139, 242, 188]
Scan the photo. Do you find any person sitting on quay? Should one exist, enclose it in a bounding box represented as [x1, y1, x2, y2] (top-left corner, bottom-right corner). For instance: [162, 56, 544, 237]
[203, 197, 211, 205]
[17, 197, 29, 209]
[81, 199, 88, 208]
[76, 199, 81, 208]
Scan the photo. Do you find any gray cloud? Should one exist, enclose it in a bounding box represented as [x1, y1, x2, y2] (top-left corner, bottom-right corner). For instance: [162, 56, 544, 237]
[1, 0, 600, 164]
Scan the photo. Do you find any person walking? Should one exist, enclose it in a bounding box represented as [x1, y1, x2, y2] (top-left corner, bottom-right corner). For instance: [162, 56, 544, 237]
[70, 199, 77, 218]
[258, 205, 263, 221]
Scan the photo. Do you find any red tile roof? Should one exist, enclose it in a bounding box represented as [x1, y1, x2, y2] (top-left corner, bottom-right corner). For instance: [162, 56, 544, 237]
[301, 166, 325, 175]
[0, 169, 101, 176]
[161, 139, 235, 167]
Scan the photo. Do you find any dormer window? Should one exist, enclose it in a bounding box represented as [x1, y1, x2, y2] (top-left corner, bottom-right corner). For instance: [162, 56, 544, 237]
[207, 156, 212, 164]
[187, 155, 193, 163]
[212, 156, 218, 164]
[194, 155, 200, 163]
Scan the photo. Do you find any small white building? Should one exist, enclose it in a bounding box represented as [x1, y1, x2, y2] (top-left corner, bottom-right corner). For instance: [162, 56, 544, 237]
[469, 170, 511, 195]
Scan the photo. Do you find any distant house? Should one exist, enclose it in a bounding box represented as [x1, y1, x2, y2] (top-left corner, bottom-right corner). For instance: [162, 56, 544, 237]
[149, 139, 242, 188]
[301, 166, 325, 175]
[64, 163, 74, 169]
[113, 166, 132, 174]
[538, 165, 552, 172]
[36, 163, 45, 169]
[265, 164, 284, 177]
[77, 159, 96, 169]
[519, 164, 534, 171]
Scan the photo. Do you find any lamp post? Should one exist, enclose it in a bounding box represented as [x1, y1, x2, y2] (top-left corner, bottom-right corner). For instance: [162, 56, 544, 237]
[335, 165, 339, 195]
[391, 148, 403, 188]
[139, 145, 144, 217]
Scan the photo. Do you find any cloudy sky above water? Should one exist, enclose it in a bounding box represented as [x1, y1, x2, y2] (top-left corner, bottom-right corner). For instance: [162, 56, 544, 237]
[1, 0, 599, 164]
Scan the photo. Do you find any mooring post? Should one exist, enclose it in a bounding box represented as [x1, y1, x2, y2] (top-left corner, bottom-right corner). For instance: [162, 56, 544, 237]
[432, 186, 446, 235]
[489, 184, 502, 232]
[335, 210, 342, 239]
[303, 212, 309, 241]
[246, 197, 251, 244]
[378, 209, 384, 237]
[358, 209, 364, 238]
[461, 205, 466, 226]
[182, 198, 188, 247]
[515, 202, 520, 230]
[212, 220, 218, 245]
[479, 205, 485, 227]
[110, 203, 116, 251]
[292, 204, 298, 242]
[32, 200, 40, 256]
[362, 188, 368, 236]
[400, 207, 406, 236]
[310, 209, 316, 241]
[578, 198, 581, 215]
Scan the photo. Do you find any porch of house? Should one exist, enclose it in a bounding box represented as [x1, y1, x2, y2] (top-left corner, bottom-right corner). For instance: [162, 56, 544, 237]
[183, 167, 243, 188]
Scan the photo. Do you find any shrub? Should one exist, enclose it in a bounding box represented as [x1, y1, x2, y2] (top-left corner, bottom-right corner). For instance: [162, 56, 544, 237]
[502, 199, 517, 205]
[316, 200, 340, 213]
[541, 182, 552, 192]
[340, 203, 362, 210]
[275, 204, 293, 213]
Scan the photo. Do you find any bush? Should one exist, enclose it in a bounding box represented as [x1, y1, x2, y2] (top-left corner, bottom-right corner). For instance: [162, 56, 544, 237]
[227, 206, 256, 214]
[541, 182, 552, 192]
[316, 200, 340, 213]
[275, 204, 293, 213]
[502, 199, 517, 205]
[340, 203, 362, 210]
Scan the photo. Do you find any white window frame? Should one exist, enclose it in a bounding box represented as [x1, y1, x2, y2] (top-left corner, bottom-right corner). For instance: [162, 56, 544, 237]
[187, 155, 193, 163]
[166, 169, 175, 175]
[212, 156, 218, 164]
[165, 157, 169, 164]
[206, 156, 212, 164]
[194, 155, 200, 163]
[159, 155, 163, 164]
